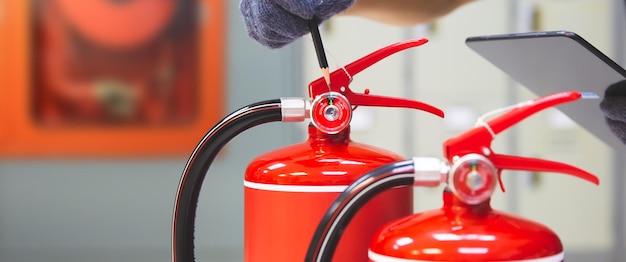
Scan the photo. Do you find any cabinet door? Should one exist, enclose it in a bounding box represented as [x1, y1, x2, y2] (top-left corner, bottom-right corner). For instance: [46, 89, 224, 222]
[410, 0, 515, 212]
[514, 0, 615, 253]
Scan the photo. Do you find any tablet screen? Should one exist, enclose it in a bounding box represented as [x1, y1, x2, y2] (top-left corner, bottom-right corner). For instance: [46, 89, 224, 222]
[466, 30, 626, 151]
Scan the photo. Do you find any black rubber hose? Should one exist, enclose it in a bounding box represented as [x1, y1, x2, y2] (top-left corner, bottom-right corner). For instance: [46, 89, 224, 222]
[172, 99, 283, 262]
[305, 159, 416, 262]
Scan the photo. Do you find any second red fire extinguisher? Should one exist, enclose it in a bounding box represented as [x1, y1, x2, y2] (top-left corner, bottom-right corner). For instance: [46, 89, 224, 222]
[307, 91, 600, 262]
[172, 39, 444, 261]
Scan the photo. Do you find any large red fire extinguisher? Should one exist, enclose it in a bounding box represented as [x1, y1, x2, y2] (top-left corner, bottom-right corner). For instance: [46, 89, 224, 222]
[306, 91, 600, 262]
[172, 39, 444, 262]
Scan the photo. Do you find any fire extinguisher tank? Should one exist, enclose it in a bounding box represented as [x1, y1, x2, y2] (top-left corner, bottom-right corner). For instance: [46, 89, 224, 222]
[245, 125, 413, 262]
[369, 191, 564, 262]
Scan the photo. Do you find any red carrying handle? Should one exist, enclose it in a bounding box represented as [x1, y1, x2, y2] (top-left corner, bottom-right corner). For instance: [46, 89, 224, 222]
[443, 91, 599, 190]
[487, 92, 581, 135]
[307, 38, 444, 118]
[444, 91, 583, 157]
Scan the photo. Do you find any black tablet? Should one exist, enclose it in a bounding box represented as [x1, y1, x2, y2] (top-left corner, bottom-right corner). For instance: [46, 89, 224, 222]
[466, 30, 626, 151]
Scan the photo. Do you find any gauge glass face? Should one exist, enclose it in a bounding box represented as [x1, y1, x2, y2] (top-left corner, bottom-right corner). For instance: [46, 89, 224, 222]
[451, 155, 496, 204]
[311, 92, 351, 134]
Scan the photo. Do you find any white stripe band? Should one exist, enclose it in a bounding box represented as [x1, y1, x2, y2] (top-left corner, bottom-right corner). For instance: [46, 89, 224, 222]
[368, 250, 564, 262]
[243, 180, 348, 192]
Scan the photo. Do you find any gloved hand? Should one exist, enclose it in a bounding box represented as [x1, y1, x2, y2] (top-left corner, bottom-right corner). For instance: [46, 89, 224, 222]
[240, 0, 355, 49]
[600, 79, 626, 144]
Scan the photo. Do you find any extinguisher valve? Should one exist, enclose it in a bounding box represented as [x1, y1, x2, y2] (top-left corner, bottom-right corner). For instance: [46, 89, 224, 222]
[413, 157, 447, 187]
[306, 38, 445, 134]
[448, 154, 498, 205]
[280, 97, 311, 122]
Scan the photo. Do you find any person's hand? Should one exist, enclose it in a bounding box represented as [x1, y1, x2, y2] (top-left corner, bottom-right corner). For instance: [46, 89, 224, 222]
[240, 0, 355, 49]
[600, 80, 626, 144]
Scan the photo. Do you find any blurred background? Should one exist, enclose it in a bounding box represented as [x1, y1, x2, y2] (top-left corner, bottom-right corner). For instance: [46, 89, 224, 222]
[0, 0, 625, 261]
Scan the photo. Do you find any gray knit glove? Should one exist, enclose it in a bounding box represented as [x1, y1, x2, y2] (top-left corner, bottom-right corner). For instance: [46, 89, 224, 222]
[600, 80, 626, 144]
[240, 0, 355, 48]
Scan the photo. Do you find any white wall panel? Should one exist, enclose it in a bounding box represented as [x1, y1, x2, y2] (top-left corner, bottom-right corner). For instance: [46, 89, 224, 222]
[410, 0, 514, 212]
[514, 0, 615, 251]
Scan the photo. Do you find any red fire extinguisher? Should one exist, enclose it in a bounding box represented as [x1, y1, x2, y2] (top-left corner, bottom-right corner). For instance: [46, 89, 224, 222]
[306, 91, 600, 262]
[172, 39, 444, 262]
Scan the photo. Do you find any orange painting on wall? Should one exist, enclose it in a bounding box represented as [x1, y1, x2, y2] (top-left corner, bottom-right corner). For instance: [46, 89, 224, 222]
[0, 0, 225, 157]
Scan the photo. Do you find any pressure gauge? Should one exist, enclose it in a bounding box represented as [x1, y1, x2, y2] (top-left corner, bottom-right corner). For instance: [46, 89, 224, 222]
[448, 154, 497, 205]
[310, 92, 352, 134]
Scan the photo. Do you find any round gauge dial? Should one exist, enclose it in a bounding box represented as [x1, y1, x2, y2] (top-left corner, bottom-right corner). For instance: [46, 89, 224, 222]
[310, 92, 352, 134]
[449, 154, 497, 205]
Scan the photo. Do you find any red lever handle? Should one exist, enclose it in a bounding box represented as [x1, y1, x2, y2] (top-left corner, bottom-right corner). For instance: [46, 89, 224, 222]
[491, 154, 599, 185]
[307, 38, 444, 118]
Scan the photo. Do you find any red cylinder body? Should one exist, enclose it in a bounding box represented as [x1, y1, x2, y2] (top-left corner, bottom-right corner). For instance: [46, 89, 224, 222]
[369, 190, 564, 262]
[244, 125, 413, 262]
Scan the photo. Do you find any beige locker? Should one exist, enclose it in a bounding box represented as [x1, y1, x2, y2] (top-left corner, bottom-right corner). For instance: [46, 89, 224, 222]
[514, 0, 615, 252]
[411, 0, 515, 212]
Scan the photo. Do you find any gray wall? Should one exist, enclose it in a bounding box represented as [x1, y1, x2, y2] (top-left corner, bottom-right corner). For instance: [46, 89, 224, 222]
[0, 2, 302, 261]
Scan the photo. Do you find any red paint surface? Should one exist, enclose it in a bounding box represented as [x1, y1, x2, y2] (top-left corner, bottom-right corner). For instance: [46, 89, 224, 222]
[245, 186, 411, 262]
[370, 191, 563, 261]
[54, 0, 175, 49]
